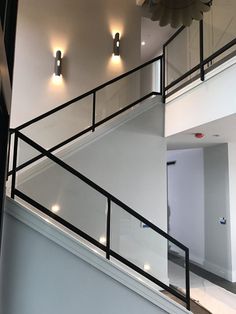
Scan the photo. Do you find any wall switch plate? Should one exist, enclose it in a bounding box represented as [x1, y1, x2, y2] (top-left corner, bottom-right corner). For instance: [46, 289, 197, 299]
[219, 217, 226, 225]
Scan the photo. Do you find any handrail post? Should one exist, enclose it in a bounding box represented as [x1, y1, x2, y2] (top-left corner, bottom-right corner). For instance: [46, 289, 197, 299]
[11, 131, 18, 199]
[200, 19, 205, 81]
[92, 92, 96, 132]
[162, 46, 166, 103]
[159, 56, 162, 96]
[106, 198, 111, 260]
[6, 130, 12, 180]
[185, 248, 191, 310]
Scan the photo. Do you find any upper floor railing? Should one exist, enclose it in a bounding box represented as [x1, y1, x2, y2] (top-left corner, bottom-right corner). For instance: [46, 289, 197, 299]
[163, 1, 236, 100]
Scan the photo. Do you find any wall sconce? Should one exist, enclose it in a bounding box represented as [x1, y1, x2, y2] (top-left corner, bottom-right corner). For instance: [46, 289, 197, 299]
[113, 32, 120, 56]
[54, 50, 62, 76]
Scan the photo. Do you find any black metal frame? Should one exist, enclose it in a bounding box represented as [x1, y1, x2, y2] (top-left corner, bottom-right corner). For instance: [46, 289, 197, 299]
[10, 130, 191, 310]
[0, 92, 10, 251]
[0, 0, 18, 253]
[1, 0, 18, 84]
[163, 20, 236, 99]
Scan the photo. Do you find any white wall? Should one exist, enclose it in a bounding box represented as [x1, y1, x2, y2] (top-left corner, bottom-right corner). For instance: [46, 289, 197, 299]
[165, 59, 236, 137]
[227, 142, 236, 282]
[16, 103, 168, 283]
[167, 149, 205, 265]
[11, 0, 142, 129]
[204, 144, 233, 281]
[0, 211, 171, 314]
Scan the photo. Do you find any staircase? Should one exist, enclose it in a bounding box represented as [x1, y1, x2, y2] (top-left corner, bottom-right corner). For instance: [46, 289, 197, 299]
[5, 55, 191, 313]
[3, 6, 236, 312]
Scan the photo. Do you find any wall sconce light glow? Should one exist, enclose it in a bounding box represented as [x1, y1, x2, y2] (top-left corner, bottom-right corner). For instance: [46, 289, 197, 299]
[113, 32, 120, 56]
[141, 41, 146, 46]
[54, 50, 62, 76]
[51, 73, 63, 86]
[99, 236, 106, 244]
[53, 48, 64, 58]
[111, 54, 121, 62]
[51, 204, 60, 213]
[144, 264, 151, 272]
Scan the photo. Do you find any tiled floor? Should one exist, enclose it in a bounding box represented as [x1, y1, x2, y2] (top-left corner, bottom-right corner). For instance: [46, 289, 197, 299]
[169, 261, 236, 314]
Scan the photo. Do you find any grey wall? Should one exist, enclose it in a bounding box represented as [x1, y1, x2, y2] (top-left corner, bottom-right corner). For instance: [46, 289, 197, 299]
[167, 149, 205, 265]
[0, 213, 169, 314]
[204, 144, 232, 280]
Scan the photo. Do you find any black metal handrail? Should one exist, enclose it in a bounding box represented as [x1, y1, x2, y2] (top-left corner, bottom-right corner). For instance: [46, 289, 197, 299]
[15, 55, 162, 132]
[10, 130, 190, 310]
[8, 91, 159, 177]
[163, 20, 236, 99]
[8, 56, 163, 176]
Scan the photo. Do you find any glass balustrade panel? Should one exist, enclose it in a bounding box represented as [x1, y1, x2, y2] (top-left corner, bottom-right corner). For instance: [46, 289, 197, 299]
[204, 1, 236, 71]
[21, 94, 93, 151]
[110, 202, 187, 297]
[15, 137, 107, 245]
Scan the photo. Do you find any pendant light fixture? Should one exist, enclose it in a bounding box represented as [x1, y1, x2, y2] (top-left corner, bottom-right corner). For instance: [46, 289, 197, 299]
[142, 0, 212, 28]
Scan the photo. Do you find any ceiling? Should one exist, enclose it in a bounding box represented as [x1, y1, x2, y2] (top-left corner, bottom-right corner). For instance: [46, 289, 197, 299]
[167, 113, 236, 150]
[141, 17, 176, 61]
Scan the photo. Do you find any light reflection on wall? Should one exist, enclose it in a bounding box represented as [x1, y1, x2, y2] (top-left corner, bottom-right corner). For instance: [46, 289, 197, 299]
[109, 19, 124, 39]
[108, 53, 124, 75]
[51, 73, 64, 86]
[47, 72, 67, 106]
[50, 35, 68, 57]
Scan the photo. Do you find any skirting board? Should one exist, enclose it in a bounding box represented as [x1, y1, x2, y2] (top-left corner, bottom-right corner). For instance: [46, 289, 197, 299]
[203, 260, 234, 282]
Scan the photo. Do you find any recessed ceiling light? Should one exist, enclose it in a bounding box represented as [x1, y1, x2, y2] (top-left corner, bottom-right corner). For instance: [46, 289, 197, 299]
[51, 204, 60, 213]
[144, 264, 151, 271]
[141, 41, 146, 46]
[99, 236, 106, 244]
